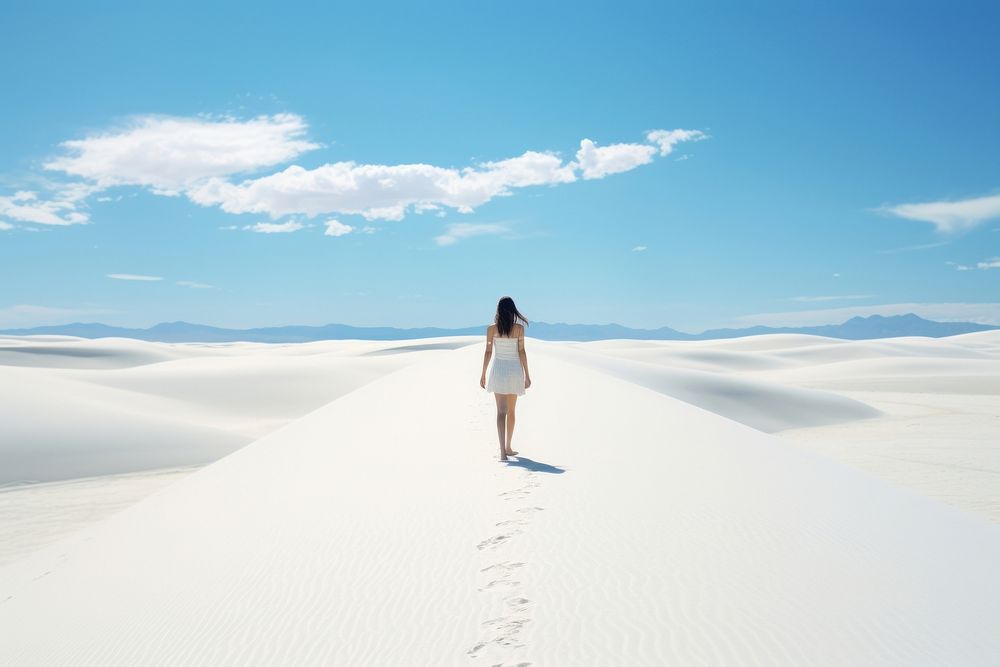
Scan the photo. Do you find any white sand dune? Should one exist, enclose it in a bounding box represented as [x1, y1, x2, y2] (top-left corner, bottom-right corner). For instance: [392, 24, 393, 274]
[0, 336, 475, 485]
[0, 365, 249, 483]
[0, 335, 186, 369]
[1, 339, 999, 664]
[569, 332, 1000, 522]
[538, 341, 883, 432]
[0, 467, 197, 566]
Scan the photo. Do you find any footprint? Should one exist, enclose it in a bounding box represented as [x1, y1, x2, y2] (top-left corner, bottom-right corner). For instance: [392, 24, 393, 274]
[480, 561, 526, 573]
[476, 531, 522, 551]
[505, 597, 532, 612]
[495, 519, 527, 527]
[515, 506, 545, 514]
[481, 615, 531, 633]
[479, 579, 520, 592]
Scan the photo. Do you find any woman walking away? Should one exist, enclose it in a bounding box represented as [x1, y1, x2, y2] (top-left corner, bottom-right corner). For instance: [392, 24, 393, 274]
[480, 296, 532, 461]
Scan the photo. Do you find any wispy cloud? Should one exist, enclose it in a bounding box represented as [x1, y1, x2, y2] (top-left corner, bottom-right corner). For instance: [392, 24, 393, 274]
[107, 273, 163, 281]
[786, 294, 874, 302]
[247, 220, 304, 233]
[324, 219, 354, 237]
[435, 222, 510, 246]
[632, 245, 647, 252]
[0, 304, 121, 328]
[646, 129, 709, 156]
[876, 240, 951, 254]
[875, 193, 1000, 234]
[948, 257, 1000, 271]
[0, 189, 93, 226]
[176, 280, 215, 289]
[731, 302, 1000, 327]
[0, 220, 13, 231]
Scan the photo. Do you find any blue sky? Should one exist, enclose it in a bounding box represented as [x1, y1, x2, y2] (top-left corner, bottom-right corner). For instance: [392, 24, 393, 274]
[1, 1, 998, 333]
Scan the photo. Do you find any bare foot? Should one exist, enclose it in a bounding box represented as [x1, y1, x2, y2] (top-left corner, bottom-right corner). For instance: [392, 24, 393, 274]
[500, 455, 509, 462]
[505, 450, 518, 457]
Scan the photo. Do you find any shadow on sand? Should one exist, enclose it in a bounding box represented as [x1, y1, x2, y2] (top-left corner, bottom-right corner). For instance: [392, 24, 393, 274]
[504, 456, 565, 474]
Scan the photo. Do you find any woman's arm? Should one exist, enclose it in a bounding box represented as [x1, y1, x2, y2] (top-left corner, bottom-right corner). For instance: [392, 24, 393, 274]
[480, 325, 494, 386]
[517, 326, 531, 386]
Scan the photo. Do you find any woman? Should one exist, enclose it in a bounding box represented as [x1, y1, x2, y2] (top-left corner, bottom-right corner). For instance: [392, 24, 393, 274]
[480, 296, 532, 461]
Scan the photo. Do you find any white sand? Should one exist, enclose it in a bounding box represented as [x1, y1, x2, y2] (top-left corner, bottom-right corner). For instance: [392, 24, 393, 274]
[0, 467, 198, 567]
[0, 335, 471, 484]
[566, 330, 1000, 523]
[1, 332, 999, 663]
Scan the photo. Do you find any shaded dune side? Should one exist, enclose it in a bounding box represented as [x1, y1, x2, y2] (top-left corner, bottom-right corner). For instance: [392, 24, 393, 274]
[0, 337, 187, 369]
[0, 367, 249, 484]
[0, 341, 441, 484]
[538, 341, 882, 432]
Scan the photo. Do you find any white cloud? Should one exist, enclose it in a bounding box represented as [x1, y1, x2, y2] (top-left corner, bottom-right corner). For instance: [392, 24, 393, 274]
[361, 226, 377, 234]
[19, 116, 709, 229]
[176, 280, 215, 289]
[246, 220, 304, 233]
[0, 190, 90, 226]
[323, 219, 354, 237]
[184, 128, 704, 220]
[434, 222, 509, 246]
[787, 294, 874, 302]
[0, 220, 13, 231]
[0, 304, 121, 328]
[632, 245, 647, 251]
[646, 129, 709, 156]
[946, 258, 1000, 271]
[187, 149, 579, 221]
[876, 193, 1000, 234]
[573, 139, 655, 180]
[107, 273, 163, 281]
[731, 302, 1000, 327]
[43, 113, 319, 195]
[876, 240, 951, 254]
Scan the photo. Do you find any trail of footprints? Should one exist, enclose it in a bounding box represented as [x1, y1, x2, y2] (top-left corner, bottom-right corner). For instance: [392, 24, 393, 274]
[468, 470, 545, 664]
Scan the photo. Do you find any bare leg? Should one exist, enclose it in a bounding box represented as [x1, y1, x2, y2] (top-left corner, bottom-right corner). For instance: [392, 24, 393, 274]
[494, 393, 508, 460]
[504, 394, 518, 456]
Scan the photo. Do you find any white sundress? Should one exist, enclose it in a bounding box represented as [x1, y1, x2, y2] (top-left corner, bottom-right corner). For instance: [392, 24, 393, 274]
[487, 336, 525, 395]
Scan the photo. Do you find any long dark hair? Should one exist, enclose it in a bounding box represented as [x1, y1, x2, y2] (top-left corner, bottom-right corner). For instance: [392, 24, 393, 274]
[494, 296, 529, 337]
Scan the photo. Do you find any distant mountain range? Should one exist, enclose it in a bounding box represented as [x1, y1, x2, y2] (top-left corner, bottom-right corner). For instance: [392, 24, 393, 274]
[0, 313, 995, 342]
